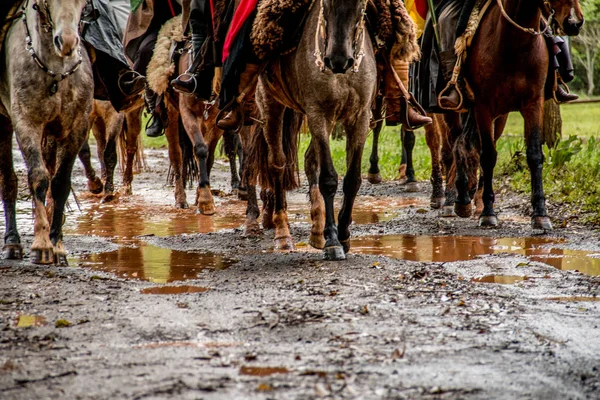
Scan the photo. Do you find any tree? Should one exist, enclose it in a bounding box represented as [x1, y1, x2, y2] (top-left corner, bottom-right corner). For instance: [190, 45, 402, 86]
[572, 0, 600, 96]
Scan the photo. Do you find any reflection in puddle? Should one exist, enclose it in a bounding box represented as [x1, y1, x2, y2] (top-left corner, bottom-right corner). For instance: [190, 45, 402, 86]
[546, 297, 600, 302]
[240, 366, 290, 376]
[472, 275, 529, 284]
[75, 245, 232, 283]
[351, 236, 600, 276]
[140, 285, 210, 294]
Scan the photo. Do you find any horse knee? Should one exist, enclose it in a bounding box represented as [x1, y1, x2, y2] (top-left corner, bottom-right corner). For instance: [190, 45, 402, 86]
[194, 144, 209, 160]
[319, 176, 338, 197]
[29, 170, 50, 201]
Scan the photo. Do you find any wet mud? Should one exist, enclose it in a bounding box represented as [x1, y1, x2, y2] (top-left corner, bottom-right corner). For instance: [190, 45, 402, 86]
[1, 147, 599, 399]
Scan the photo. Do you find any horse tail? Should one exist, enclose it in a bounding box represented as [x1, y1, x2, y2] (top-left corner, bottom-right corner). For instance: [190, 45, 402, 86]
[449, 109, 480, 201]
[542, 99, 562, 149]
[245, 108, 301, 191]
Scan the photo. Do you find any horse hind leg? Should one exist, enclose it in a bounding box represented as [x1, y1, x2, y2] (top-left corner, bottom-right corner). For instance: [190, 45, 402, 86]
[471, 109, 498, 227]
[78, 138, 103, 194]
[0, 118, 22, 259]
[223, 130, 241, 192]
[337, 112, 370, 256]
[367, 96, 384, 184]
[426, 115, 445, 209]
[121, 107, 142, 196]
[305, 141, 325, 250]
[402, 127, 419, 192]
[101, 108, 124, 203]
[522, 100, 552, 230]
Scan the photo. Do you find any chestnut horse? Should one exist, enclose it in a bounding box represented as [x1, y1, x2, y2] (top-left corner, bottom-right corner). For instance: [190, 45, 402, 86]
[0, 0, 93, 264]
[452, 0, 584, 229]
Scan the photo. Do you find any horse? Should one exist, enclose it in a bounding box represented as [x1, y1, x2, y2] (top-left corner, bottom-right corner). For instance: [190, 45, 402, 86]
[452, 0, 584, 230]
[77, 101, 145, 203]
[0, 0, 93, 265]
[251, 0, 377, 260]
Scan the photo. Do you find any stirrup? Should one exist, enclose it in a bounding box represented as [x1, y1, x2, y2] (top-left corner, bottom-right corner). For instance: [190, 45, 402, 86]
[438, 57, 467, 112]
[400, 94, 430, 131]
[553, 75, 576, 104]
[172, 72, 198, 95]
[118, 70, 145, 96]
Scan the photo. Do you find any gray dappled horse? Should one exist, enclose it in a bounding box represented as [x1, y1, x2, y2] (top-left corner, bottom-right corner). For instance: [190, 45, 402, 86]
[0, 0, 93, 264]
[258, 0, 376, 260]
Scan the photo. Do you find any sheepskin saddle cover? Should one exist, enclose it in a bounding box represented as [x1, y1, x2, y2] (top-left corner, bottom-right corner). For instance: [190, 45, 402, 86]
[147, 15, 185, 96]
[250, 0, 420, 62]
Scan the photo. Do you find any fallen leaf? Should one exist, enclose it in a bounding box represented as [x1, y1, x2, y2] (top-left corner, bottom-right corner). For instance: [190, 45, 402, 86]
[55, 319, 72, 328]
[256, 383, 273, 392]
[16, 315, 47, 328]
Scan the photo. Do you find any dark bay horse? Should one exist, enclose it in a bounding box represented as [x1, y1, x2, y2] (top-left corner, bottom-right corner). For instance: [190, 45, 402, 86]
[0, 0, 93, 264]
[453, 0, 584, 230]
[255, 0, 377, 260]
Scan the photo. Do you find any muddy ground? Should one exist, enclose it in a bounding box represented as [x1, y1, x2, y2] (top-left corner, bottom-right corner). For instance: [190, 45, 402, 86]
[1, 145, 600, 400]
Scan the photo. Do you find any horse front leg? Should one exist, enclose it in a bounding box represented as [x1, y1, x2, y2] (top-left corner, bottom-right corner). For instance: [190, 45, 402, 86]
[15, 123, 54, 264]
[181, 100, 215, 215]
[49, 126, 86, 265]
[523, 99, 552, 230]
[100, 112, 122, 203]
[305, 141, 325, 249]
[475, 109, 498, 226]
[307, 115, 342, 260]
[401, 127, 418, 192]
[338, 112, 370, 256]
[440, 113, 462, 217]
[426, 115, 445, 209]
[121, 107, 142, 196]
[0, 118, 22, 260]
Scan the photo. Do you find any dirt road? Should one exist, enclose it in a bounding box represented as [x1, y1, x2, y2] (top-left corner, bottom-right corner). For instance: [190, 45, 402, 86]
[1, 147, 599, 399]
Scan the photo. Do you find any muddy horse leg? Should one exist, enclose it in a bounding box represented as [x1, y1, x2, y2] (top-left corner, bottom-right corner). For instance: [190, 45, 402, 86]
[306, 115, 342, 260]
[474, 109, 498, 227]
[0, 117, 22, 259]
[78, 136, 104, 194]
[122, 108, 142, 196]
[338, 112, 370, 255]
[367, 96, 384, 184]
[523, 99, 552, 230]
[305, 141, 325, 249]
[402, 127, 418, 192]
[164, 105, 189, 209]
[426, 115, 445, 209]
[101, 110, 123, 203]
[440, 113, 462, 217]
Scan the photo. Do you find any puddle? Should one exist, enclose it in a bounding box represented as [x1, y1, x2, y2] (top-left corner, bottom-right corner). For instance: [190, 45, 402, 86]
[140, 285, 210, 294]
[472, 275, 529, 284]
[351, 235, 600, 276]
[546, 297, 600, 302]
[16, 315, 47, 328]
[74, 244, 232, 283]
[239, 366, 290, 376]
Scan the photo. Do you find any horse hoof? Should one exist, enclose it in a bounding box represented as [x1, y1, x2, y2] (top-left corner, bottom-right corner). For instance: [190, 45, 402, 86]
[198, 202, 216, 216]
[2, 244, 23, 260]
[405, 182, 419, 193]
[274, 236, 294, 251]
[30, 248, 54, 265]
[367, 173, 382, 185]
[122, 185, 133, 196]
[177, 202, 189, 210]
[88, 177, 104, 194]
[454, 203, 473, 218]
[479, 215, 499, 227]
[309, 233, 325, 250]
[54, 253, 68, 266]
[244, 220, 262, 237]
[532, 216, 553, 231]
[430, 197, 445, 210]
[440, 206, 456, 218]
[262, 217, 275, 230]
[323, 246, 346, 261]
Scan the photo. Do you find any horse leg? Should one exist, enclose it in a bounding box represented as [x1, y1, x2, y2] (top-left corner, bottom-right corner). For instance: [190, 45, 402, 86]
[163, 106, 188, 209]
[223, 130, 241, 192]
[305, 141, 325, 249]
[338, 112, 370, 255]
[78, 137, 103, 195]
[402, 127, 418, 192]
[101, 112, 123, 203]
[440, 113, 462, 217]
[260, 188, 275, 230]
[307, 116, 342, 260]
[0, 118, 22, 260]
[523, 100, 552, 230]
[367, 121, 383, 184]
[244, 184, 261, 236]
[426, 116, 445, 209]
[475, 109, 498, 227]
[180, 101, 214, 215]
[122, 108, 142, 196]
[15, 124, 54, 264]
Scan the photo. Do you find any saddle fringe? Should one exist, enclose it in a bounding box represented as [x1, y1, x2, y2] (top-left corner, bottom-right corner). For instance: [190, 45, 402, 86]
[147, 15, 184, 95]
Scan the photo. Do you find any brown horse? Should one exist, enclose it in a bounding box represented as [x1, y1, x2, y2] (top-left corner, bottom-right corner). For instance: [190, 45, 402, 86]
[0, 0, 93, 264]
[452, 0, 584, 230]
